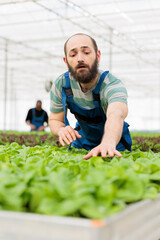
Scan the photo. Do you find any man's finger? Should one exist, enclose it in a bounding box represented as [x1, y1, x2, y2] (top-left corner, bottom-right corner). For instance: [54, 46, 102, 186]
[83, 151, 93, 160]
[101, 148, 107, 158]
[74, 130, 82, 139]
[107, 150, 114, 157]
[61, 134, 71, 145]
[67, 127, 77, 141]
[113, 149, 122, 157]
[59, 136, 65, 146]
[92, 148, 100, 157]
[83, 148, 100, 160]
[64, 131, 73, 143]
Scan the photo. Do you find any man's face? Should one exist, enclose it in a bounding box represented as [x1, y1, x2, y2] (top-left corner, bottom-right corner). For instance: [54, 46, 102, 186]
[36, 102, 42, 110]
[64, 35, 101, 84]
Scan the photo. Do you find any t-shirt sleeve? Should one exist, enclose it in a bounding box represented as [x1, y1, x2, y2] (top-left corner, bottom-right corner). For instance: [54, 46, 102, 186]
[102, 73, 128, 111]
[104, 74, 128, 104]
[50, 74, 65, 113]
[44, 112, 48, 123]
[25, 109, 32, 121]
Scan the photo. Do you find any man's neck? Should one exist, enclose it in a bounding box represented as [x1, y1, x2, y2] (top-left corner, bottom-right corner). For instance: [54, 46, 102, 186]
[80, 73, 99, 93]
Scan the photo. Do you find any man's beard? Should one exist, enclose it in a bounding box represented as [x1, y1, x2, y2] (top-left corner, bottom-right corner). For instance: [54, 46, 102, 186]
[67, 57, 98, 84]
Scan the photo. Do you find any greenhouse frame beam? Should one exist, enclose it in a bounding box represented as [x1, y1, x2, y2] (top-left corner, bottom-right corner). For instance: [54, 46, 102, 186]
[33, 0, 159, 69]
[4, 40, 8, 130]
[0, 36, 58, 58]
[0, 0, 38, 6]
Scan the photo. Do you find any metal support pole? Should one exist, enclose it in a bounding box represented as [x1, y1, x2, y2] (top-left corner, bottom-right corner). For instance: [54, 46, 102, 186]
[4, 40, 8, 130]
[65, 0, 68, 15]
[10, 69, 13, 130]
[14, 90, 17, 130]
[159, 60, 160, 131]
[109, 29, 113, 71]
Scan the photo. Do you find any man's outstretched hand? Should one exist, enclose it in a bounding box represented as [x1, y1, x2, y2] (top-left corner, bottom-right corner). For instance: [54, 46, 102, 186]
[83, 143, 122, 160]
[58, 125, 82, 146]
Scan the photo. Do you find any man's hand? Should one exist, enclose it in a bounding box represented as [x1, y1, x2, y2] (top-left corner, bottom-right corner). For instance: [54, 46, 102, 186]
[83, 142, 122, 160]
[30, 124, 36, 131]
[58, 126, 81, 146]
[38, 126, 45, 131]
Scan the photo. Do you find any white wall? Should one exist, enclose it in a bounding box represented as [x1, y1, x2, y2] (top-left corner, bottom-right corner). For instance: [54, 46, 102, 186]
[0, 96, 160, 132]
[0, 97, 77, 132]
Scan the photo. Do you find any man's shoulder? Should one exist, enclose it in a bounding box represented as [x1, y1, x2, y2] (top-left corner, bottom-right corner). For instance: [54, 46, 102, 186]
[99, 70, 118, 81]
[106, 72, 122, 84]
[100, 71, 123, 89]
[42, 109, 48, 115]
[51, 73, 67, 93]
[54, 73, 66, 85]
[100, 71, 127, 97]
[28, 108, 34, 112]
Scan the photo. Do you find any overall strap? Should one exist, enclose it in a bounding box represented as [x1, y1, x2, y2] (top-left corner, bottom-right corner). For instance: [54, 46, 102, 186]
[41, 110, 45, 118]
[62, 71, 71, 126]
[92, 71, 109, 106]
[32, 108, 36, 117]
[62, 71, 109, 126]
[64, 71, 71, 88]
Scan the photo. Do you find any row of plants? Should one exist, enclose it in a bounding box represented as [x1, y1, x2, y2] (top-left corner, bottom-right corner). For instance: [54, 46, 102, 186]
[0, 131, 58, 147]
[131, 132, 160, 152]
[0, 130, 159, 219]
[0, 130, 160, 152]
[0, 142, 160, 219]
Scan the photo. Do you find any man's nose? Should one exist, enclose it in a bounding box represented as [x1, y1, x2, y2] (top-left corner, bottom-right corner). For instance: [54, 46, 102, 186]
[77, 52, 84, 62]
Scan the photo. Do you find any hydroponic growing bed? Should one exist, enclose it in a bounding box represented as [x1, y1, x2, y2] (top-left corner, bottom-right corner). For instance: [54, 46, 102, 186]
[0, 131, 160, 240]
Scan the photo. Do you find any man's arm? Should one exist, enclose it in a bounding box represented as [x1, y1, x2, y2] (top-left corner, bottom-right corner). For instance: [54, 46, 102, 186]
[49, 112, 81, 146]
[26, 120, 36, 130]
[25, 109, 36, 130]
[44, 111, 49, 126]
[83, 101, 128, 160]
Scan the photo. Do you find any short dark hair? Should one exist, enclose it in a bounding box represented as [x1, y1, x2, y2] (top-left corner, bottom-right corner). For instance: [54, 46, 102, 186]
[64, 33, 98, 56]
[36, 100, 42, 104]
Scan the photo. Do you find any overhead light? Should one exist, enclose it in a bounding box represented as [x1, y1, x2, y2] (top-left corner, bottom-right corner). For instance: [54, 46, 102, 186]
[120, 12, 134, 23]
[113, 29, 119, 35]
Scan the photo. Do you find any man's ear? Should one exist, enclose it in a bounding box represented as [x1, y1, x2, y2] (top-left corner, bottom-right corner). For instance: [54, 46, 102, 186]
[63, 57, 68, 66]
[97, 50, 101, 63]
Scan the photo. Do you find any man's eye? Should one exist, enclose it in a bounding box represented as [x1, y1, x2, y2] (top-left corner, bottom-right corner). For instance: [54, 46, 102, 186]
[84, 52, 90, 54]
[71, 54, 76, 57]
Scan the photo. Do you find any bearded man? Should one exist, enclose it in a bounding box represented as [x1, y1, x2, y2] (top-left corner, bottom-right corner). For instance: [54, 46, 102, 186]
[49, 33, 132, 159]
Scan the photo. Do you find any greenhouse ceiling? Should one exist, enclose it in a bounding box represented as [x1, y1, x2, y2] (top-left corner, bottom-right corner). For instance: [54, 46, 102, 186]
[0, 0, 160, 101]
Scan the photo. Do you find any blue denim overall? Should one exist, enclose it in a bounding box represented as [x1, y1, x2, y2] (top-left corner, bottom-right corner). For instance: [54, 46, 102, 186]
[31, 108, 45, 131]
[62, 71, 132, 151]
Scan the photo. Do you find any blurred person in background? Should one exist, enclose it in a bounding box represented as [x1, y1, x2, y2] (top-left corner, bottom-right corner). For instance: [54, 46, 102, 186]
[49, 33, 132, 159]
[26, 100, 48, 131]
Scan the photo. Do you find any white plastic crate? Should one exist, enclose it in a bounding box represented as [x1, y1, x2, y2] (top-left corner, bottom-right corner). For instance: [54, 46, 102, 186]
[0, 195, 160, 240]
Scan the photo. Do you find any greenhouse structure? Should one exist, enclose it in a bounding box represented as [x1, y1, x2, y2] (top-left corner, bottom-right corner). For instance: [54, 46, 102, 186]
[0, 0, 160, 239]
